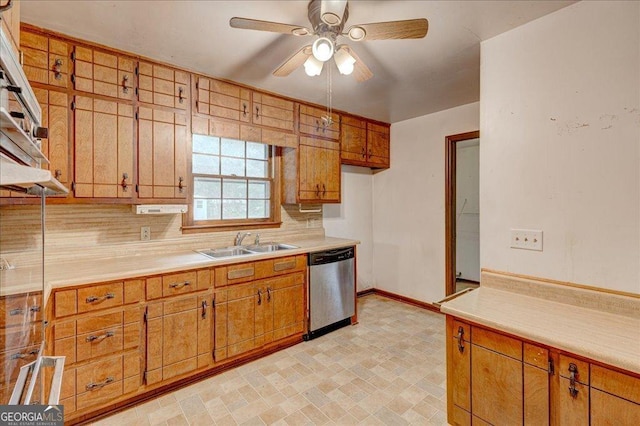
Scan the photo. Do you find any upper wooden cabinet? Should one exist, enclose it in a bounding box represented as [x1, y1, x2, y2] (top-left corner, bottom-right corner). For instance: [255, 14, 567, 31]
[33, 87, 70, 188]
[138, 62, 189, 110]
[298, 104, 340, 141]
[341, 115, 390, 169]
[73, 96, 134, 199]
[72, 46, 135, 100]
[253, 93, 295, 132]
[137, 106, 188, 200]
[2, 0, 20, 58]
[21, 29, 69, 88]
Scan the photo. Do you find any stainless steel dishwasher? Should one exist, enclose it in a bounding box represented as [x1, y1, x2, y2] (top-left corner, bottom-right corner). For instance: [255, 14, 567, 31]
[305, 246, 356, 340]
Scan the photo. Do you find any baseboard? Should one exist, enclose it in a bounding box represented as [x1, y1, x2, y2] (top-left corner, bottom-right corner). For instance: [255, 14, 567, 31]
[357, 288, 442, 314]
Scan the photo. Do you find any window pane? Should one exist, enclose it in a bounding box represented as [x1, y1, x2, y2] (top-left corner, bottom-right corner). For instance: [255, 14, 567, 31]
[246, 159, 268, 178]
[193, 134, 219, 155]
[194, 177, 221, 198]
[223, 199, 247, 219]
[221, 138, 245, 157]
[248, 181, 270, 199]
[221, 157, 245, 176]
[194, 199, 221, 220]
[223, 179, 247, 199]
[193, 154, 220, 175]
[247, 142, 268, 160]
[248, 199, 269, 219]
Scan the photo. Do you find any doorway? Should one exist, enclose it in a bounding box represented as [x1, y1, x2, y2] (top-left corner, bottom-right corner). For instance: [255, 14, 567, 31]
[445, 131, 480, 296]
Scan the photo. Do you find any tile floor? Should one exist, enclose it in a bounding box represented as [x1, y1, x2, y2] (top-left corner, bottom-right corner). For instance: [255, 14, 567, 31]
[93, 295, 447, 425]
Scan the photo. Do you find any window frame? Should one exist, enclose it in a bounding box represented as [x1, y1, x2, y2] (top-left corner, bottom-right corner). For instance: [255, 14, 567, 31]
[182, 135, 282, 234]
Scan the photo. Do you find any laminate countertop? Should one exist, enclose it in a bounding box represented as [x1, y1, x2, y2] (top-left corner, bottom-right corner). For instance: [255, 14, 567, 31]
[0, 236, 359, 301]
[440, 271, 640, 375]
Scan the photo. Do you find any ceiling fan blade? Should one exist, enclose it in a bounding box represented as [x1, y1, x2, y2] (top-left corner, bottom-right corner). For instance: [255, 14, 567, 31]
[273, 45, 313, 77]
[230, 17, 311, 36]
[346, 18, 429, 41]
[342, 46, 373, 82]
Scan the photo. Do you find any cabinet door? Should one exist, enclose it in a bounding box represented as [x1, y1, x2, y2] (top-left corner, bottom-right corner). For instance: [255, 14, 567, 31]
[555, 356, 589, 426]
[137, 107, 188, 199]
[138, 62, 189, 110]
[446, 318, 471, 424]
[471, 328, 523, 425]
[34, 88, 70, 187]
[196, 77, 251, 122]
[73, 96, 134, 198]
[298, 142, 341, 203]
[366, 122, 390, 168]
[299, 105, 339, 140]
[523, 343, 550, 425]
[340, 116, 368, 165]
[271, 273, 305, 341]
[252, 93, 295, 132]
[72, 46, 135, 100]
[590, 364, 640, 425]
[254, 283, 274, 348]
[224, 282, 257, 359]
[323, 147, 341, 202]
[21, 30, 69, 88]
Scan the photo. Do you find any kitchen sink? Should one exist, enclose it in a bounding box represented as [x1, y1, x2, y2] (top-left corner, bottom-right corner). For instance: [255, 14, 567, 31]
[197, 243, 298, 259]
[197, 247, 253, 259]
[245, 243, 298, 253]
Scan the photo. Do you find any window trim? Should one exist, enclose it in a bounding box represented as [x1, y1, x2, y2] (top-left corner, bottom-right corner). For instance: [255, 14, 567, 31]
[182, 140, 282, 233]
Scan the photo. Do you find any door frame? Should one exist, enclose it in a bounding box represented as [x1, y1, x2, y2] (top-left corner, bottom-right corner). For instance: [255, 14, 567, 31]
[445, 130, 480, 296]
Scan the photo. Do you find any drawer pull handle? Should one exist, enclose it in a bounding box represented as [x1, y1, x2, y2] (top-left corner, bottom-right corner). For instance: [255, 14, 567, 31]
[53, 58, 63, 80]
[86, 331, 115, 342]
[266, 287, 271, 302]
[9, 305, 41, 316]
[255, 105, 260, 120]
[456, 326, 465, 353]
[86, 376, 115, 391]
[10, 348, 39, 360]
[242, 103, 248, 117]
[122, 74, 129, 94]
[86, 293, 115, 303]
[178, 86, 184, 104]
[568, 363, 579, 398]
[169, 281, 191, 289]
[201, 300, 208, 319]
[274, 260, 296, 272]
[257, 289, 262, 305]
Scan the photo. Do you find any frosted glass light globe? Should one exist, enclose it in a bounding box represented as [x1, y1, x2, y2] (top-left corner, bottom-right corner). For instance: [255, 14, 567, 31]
[312, 37, 334, 62]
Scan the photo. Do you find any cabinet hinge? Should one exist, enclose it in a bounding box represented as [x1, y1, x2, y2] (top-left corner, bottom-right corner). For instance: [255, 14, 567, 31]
[195, 81, 198, 90]
[143, 371, 147, 385]
[135, 111, 139, 121]
[135, 66, 139, 76]
[548, 358, 555, 375]
[143, 307, 148, 323]
[135, 87, 138, 96]
[70, 51, 75, 62]
[211, 297, 215, 308]
[135, 184, 139, 193]
[70, 101, 75, 111]
[71, 182, 76, 192]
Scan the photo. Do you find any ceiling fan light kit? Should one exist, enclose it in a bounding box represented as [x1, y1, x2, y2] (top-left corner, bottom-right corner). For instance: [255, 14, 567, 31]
[229, 0, 429, 82]
[304, 55, 324, 76]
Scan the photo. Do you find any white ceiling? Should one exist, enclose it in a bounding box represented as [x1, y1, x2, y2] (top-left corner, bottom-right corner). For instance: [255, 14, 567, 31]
[21, 0, 575, 123]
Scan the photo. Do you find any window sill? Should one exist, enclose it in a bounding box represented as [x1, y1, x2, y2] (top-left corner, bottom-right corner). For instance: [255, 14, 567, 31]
[181, 221, 283, 234]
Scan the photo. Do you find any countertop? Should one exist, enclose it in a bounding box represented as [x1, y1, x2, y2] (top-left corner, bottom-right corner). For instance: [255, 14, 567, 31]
[440, 271, 640, 375]
[1, 236, 359, 301]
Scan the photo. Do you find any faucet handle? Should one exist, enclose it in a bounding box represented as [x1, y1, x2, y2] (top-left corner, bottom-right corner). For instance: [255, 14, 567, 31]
[255, 234, 260, 245]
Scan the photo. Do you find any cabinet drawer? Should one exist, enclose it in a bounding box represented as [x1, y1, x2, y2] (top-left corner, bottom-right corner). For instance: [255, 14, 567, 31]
[162, 271, 198, 297]
[55, 279, 144, 317]
[0, 293, 42, 327]
[0, 322, 41, 352]
[255, 255, 306, 278]
[523, 343, 548, 369]
[215, 262, 256, 287]
[0, 344, 40, 383]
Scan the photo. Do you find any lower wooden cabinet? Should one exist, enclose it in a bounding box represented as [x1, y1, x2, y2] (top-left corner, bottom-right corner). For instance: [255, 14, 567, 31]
[145, 291, 213, 385]
[446, 316, 640, 426]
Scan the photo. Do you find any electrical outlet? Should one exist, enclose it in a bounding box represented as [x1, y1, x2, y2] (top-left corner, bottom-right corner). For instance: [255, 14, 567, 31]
[141, 226, 151, 241]
[510, 229, 543, 251]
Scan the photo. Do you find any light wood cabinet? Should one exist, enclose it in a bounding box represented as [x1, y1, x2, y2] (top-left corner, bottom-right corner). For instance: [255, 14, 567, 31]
[145, 291, 213, 385]
[137, 106, 188, 200]
[138, 62, 189, 110]
[33, 87, 70, 187]
[299, 104, 340, 141]
[341, 116, 390, 169]
[447, 316, 640, 426]
[73, 96, 134, 198]
[283, 137, 340, 204]
[72, 45, 135, 100]
[20, 28, 69, 88]
[1, 0, 20, 58]
[196, 77, 251, 122]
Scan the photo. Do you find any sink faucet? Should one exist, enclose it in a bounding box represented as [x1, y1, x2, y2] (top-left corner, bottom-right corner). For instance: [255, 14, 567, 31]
[234, 232, 251, 246]
[254, 234, 260, 245]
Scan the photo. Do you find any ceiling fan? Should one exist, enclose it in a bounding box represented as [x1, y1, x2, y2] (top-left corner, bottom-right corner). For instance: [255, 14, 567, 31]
[230, 0, 429, 82]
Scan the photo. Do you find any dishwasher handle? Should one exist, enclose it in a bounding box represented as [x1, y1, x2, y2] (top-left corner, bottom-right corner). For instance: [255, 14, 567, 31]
[309, 246, 355, 266]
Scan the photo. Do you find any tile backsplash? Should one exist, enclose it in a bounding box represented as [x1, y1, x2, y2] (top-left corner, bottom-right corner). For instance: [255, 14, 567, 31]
[0, 204, 323, 267]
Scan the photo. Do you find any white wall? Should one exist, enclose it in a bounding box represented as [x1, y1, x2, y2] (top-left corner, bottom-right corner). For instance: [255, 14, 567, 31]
[481, 1, 640, 293]
[372, 102, 480, 303]
[323, 165, 374, 291]
[456, 139, 480, 282]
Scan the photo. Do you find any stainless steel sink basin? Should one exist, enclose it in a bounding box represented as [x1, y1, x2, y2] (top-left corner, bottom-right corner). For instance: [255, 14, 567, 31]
[245, 243, 298, 253]
[198, 247, 253, 259]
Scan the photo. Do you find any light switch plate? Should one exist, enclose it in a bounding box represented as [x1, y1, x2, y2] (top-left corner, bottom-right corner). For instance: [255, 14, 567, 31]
[510, 229, 543, 251]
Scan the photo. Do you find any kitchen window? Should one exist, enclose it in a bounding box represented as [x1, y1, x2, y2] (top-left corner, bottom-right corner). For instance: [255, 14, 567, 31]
[184, 134, 281, 231]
